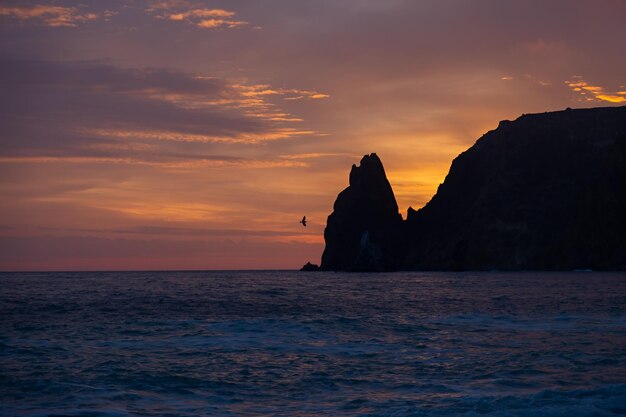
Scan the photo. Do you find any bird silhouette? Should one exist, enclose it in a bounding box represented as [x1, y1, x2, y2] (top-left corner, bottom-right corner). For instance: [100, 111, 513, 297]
[300, 216, 307, 227]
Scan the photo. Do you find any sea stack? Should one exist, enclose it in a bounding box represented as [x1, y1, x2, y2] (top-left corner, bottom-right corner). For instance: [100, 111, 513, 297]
[320, 153, 405, 271]
[318, 106, 626, 271]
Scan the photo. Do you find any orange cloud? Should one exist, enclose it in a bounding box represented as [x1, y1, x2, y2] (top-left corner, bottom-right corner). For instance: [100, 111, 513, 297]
[565, 78, 626, 104]
[233, 84, 330, 102]
[147, 2, 247, 29]
[0, 5, 98, 27]
[595, 95, 626, 104]
[310, 93, 331, 99]
[0, 58, 330, 188]
[196, 18, 247, 29]
[123, 79, 328, 126]
[168, 9, 235, 20]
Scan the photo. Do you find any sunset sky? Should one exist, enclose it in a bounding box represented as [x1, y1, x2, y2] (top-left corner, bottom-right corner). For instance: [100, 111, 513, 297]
[1, 0, 625, 270]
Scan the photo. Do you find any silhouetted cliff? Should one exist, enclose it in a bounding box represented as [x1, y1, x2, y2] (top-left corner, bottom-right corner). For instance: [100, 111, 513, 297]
[320, 154, 404, 271]
[318, 106, 626, 271]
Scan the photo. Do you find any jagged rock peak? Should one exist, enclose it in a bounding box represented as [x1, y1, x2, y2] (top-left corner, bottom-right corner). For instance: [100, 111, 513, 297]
[320, 153, 404, 272]
[349, 153, 386, 187]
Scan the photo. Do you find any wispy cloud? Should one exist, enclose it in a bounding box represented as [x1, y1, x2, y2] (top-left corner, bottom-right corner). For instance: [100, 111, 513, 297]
[565, 77, 626, 103]
[234, 84, 330, 100]
[0, 5, 98, 27]
[83, 128, 318, 145]
[136, 81, 329, 123]
[147, 1, 247, 29]
[0, 59, 328, 170]
[0, 155, 308, 170]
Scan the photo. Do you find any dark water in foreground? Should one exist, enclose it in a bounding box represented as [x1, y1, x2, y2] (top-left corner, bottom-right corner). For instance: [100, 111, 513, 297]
[1, 271, 626, 416]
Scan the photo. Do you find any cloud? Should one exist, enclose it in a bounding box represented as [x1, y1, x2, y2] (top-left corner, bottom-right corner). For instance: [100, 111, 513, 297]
[168, 9, 235, 20]
[146, 1, 247, 29]
[0, 155, 308, 170]
[233, 84, 330, 101]
[83, 128, 318, 145]
[0, 5, 98, 27]
[195, 18, 246, 29]
[0, 58, 327, 168]
[565, 78, 626, 104]
[309, 93, 331, 99]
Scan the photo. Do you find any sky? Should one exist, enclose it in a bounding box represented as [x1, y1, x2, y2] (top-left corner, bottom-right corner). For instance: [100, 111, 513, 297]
[1, 0, 625, 271]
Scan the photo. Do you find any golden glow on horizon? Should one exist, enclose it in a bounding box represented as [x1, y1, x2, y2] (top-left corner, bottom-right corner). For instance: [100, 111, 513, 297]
[388, 164, 456, 216]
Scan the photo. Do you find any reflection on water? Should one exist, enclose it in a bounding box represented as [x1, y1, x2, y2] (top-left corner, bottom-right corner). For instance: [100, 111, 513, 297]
[1, 271, 625, 416]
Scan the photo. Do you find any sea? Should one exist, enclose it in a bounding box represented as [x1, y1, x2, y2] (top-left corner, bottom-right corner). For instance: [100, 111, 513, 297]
[1, 271, 625, 416]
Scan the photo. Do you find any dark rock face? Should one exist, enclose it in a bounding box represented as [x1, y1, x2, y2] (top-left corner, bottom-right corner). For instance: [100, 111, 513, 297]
[319, 106, 626, 271]
[300, 262, 320, 271]
[406, 106, 626, 270]
[320, 153, 404, 271]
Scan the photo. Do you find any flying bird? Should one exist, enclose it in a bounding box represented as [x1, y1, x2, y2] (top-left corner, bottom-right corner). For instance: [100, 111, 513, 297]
[300, 216, 307, 227]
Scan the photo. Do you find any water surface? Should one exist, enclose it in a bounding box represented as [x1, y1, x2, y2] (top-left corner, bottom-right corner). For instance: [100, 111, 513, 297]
[1, 271, 625, 416]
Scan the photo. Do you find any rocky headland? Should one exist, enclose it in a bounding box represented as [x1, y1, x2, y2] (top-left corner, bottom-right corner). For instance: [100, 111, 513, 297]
[316, 106, 626, 271]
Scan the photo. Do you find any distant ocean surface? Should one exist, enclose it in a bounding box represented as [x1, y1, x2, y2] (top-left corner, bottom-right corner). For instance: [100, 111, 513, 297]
[1, 271, 626, 416]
